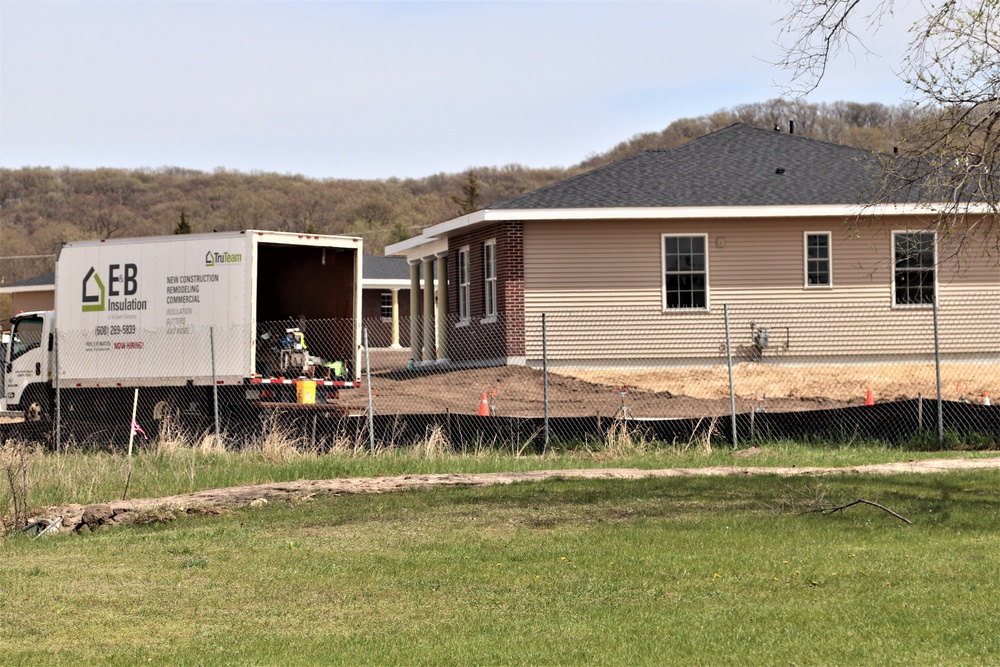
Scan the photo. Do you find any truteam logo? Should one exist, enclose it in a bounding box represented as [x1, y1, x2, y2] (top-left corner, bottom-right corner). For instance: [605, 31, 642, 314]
[82, 267, 106, 312]
[205, 251, 242, 267]
[82, 264, 147, 313]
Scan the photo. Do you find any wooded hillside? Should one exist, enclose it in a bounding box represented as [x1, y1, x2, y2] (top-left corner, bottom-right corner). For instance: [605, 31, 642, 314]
[1, 99, 919, 292]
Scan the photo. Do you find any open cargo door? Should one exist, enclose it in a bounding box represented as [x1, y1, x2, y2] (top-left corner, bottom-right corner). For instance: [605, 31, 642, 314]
[254, 242, 359, 378]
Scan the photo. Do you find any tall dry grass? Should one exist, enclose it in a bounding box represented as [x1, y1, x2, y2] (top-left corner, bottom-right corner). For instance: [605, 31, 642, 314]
[0, 412, 746, 530]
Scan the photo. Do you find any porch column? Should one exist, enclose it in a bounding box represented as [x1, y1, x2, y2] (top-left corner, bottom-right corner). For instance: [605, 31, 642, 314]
[390, 288, 401, 349]
[435, 253, 449, 362]
[422, 257, 436, 362]
[408, 261, 422, 362]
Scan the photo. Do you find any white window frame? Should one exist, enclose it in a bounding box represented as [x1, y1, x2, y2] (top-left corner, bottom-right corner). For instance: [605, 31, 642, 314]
[803, 231, 833, 289]
[482, 239, 497, 321]
[379, 292, 393, 321]
[661, 233, 710, 311]
[457, 246, 470, 325]
[892, 230, 937, 308]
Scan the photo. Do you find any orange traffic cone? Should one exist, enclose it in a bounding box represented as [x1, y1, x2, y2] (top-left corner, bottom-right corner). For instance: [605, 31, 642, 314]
[984, 391, 992, 406]
[478, 392, 491, 416]
[865, 389, 874, 406]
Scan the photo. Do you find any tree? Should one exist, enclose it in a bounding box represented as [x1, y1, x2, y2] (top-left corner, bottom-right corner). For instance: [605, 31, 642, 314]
[777, 0, 999, 255]
[451, 171, 482, 216]
[174, 210, 192, 234]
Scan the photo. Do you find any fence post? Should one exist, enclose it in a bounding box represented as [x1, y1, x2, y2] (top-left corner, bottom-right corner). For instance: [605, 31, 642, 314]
[364, 325, 375, 454]
[54, 330, 61, 452]
[210, 326, 220, 441]
[932, 293, 944, 447]
[128, 387, 139, 458]
[542, 313, 549, 453]
[724, 304, 738, 448]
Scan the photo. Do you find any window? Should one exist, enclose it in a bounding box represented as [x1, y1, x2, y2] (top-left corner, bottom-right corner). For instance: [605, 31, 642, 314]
[457, 246, 470, 322]
[662, 235, 708, 309]
[805, 232, 832, 287]
[893, 231, 936, 306]
[10, 316, 43, 362]
[380, 293, 392, 320]
[483, 240, 497, 318]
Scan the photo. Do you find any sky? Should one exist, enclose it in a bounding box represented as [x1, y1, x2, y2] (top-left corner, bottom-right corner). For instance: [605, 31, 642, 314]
[0, 0, 925, 180]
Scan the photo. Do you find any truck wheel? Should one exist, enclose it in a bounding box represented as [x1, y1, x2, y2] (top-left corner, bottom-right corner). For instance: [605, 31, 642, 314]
[23, 387, 52, 422]
[152, 398, 180, 423]
[149, 389, 209, 439]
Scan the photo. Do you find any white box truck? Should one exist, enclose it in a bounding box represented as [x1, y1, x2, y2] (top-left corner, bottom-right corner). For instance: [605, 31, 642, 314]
[4, 230, 363, 424]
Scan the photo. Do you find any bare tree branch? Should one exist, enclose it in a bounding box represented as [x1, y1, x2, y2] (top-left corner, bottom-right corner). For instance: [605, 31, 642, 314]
[777, 0, 1000, 259]
[800, 498, 914, 524]
[775, 0, 896, 95]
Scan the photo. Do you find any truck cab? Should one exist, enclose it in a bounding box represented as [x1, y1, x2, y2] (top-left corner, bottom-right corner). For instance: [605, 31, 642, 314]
[4, 311, 55, 418]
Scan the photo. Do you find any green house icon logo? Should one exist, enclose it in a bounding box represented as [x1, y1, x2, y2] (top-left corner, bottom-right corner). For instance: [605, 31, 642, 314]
[82, 267, 105, 312]
[205, 251, 215, 267]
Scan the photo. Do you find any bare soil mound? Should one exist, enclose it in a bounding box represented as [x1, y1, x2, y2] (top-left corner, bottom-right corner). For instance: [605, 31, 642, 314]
[38, 455, 1000, 534]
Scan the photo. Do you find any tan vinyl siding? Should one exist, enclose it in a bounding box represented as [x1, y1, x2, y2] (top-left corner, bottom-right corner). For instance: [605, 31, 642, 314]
[10, 290, 55, 315]
[523, 217, 999, 363]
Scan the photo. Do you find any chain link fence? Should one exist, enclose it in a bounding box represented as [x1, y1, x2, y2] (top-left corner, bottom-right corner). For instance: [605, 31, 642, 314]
[7, 294, 999, 450]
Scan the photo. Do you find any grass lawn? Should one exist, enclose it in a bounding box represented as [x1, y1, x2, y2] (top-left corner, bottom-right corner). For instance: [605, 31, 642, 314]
[2, 470, 999, 665]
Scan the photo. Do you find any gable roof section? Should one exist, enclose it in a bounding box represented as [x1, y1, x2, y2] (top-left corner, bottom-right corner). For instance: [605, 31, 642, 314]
[492, 124, 884, 209]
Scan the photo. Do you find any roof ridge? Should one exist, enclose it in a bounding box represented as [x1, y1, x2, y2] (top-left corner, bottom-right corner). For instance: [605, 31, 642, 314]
[729, 122, 879, 155]
[643, 123, 878, 157]
[640, 122, 747, 154]
[487, 144, 659, 210]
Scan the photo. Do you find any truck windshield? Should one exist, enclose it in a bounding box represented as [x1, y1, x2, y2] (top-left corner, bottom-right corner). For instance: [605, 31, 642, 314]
[10, 317, 43, 362]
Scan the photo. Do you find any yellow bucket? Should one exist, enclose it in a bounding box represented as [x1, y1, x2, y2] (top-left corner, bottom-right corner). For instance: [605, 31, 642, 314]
[296, 380, 316, 404]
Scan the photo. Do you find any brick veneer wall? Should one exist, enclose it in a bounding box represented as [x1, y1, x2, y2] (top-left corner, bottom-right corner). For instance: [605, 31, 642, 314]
[361, 287, 411, 347]
[447, 221, 525, 364]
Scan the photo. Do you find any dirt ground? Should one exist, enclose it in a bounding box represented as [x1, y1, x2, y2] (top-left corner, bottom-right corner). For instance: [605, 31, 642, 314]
[2, 359, 992, 423]
[35, 455, 1000, 534]
[364, 360, 995, 419]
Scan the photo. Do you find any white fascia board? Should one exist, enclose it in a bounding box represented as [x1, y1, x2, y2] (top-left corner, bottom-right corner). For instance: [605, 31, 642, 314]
[0, 285, 55, 294]
[385, 236, 448, 260]
[362, 279, 411, 290]
[384, 234, 440, 257]
[385, 210, 489, 257]
[421, 210, 490, 235]
[385, 202, 984, 257]
[463, 202, 981, 222]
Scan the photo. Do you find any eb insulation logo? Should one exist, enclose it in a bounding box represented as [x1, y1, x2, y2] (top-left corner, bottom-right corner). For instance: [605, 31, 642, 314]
[81, 267, 106, 312]
[82, 264, 146, 313]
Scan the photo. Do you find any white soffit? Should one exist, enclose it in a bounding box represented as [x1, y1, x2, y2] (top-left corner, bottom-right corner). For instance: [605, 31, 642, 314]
[386, 202, 981, 256]
[362, 279, 411, 289]
[0, 285, 55, 294]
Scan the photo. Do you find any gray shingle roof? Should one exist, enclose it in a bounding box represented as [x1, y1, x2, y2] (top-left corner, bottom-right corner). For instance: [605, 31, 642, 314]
[1, 273, 54, 288]
[363, 254, 409, 280]
[492, 124, 892, 209]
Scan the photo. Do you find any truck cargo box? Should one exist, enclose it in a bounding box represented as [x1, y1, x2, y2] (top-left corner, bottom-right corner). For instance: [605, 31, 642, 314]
[53, 230, 362, 388]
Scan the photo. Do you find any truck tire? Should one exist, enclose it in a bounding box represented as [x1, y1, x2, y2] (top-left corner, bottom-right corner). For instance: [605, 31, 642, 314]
[144, 388, 209, 441]
[152, 396, 181, 423]
[23, 385, 53, 422]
